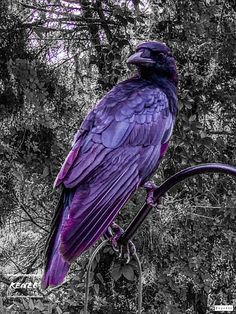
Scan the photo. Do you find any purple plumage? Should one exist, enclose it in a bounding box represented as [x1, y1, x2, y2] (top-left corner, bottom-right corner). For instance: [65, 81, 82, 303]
[42, 41, 178, 289]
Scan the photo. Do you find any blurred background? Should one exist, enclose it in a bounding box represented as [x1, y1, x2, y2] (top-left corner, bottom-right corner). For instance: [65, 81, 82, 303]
[0, 0, 235, 313]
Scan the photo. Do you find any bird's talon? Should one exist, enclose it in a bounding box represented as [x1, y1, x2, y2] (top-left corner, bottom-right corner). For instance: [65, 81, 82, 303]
[129, 240, 136, 255]
[144, 181, 158, 207]
[107, 222, 136, 261]
[144, 181, 158, 190]
[125, 239, 136, 263]
[147, 195, 157, 207]
[111, 236, 120, 252]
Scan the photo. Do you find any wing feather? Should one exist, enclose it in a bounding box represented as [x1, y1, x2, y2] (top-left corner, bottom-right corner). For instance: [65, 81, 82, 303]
[63, 146, 110, 188]
[60, 149, 141, 262]
[56, 85, 170, 188]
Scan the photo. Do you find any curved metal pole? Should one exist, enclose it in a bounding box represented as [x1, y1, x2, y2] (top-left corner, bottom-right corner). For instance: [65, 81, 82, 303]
[84, 240, 143, 314]
[134, 252, 143, 314]
[84, 240, 109, 313]
[118, 163, 236, 245]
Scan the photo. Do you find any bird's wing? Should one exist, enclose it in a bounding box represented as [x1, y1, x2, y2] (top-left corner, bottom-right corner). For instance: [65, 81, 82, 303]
[56, 84, 174, 188]
[42, 190, 71, 288]
[54, 85, 175, 262]
[60, 146, 141, 262]
[54, 109, 96, 188]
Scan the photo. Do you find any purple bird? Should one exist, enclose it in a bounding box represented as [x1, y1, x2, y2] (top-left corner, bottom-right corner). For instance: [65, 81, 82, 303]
[42, 41, 178, 289]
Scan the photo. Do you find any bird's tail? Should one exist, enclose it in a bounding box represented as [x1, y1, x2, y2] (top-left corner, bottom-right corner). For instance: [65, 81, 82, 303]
[41, 190, 73, 289]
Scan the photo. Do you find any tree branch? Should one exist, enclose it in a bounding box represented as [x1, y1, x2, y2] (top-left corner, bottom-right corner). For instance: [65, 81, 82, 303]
[94, 1, 113, 43]
[19, 204, 49, 233]
[209, 131, 233, 136]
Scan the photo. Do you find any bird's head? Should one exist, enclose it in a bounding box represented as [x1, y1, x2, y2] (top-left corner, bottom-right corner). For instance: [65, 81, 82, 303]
[127, 41, 178, 85]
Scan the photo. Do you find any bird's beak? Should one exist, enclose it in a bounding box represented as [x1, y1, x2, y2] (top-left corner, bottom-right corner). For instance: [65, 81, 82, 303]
[127, 51, 155, 65]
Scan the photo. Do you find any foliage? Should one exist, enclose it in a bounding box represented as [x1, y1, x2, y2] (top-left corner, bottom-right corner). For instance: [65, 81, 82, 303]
[0, 0, 235, 313]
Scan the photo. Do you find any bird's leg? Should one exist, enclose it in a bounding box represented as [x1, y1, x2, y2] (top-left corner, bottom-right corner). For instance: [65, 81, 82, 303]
[106, 222, 136, 263]
[144, 181, 158, 207]
[104, 223, 123, 252]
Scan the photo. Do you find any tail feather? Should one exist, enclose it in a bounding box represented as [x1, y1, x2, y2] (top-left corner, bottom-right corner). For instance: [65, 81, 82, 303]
[42, 250, 70, 289]
[42, 190, 73, 289]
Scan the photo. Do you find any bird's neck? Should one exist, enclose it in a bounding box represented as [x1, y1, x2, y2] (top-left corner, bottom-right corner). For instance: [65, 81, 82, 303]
[138, 69, 178, 115]
[138, 70, 178, 115]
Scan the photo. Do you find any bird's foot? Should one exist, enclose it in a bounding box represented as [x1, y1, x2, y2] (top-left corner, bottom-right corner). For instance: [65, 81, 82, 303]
[144, 181, 158, 207]
[124, 239, 136, 264]
[116, 239, 136, 264]
[110, 222, 124, 253]
[106, 222, 136, 263]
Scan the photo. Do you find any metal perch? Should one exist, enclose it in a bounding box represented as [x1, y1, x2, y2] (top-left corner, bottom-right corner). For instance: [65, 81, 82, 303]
[84, 163, 236, 314]
[118, 163, 236, 246]
[84, 239, 142, 313]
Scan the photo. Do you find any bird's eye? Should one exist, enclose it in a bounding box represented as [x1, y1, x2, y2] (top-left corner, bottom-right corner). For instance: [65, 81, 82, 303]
[154, 52, 166, 63]
[157, 52, 165, 58]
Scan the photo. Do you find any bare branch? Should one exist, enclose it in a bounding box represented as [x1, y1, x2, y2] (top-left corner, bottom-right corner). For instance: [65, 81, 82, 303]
[19, 204, 49, 233]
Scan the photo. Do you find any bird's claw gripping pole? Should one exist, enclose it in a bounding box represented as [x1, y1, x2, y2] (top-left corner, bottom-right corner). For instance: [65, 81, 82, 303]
[84, 163, 236, 314]
[84, 240, 109, 314]
[84, 223, 141, 313]
[105, 222, 137, 263]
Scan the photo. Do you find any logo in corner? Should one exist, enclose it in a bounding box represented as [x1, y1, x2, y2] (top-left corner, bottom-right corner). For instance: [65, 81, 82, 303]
[6, 273, 44, 298]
